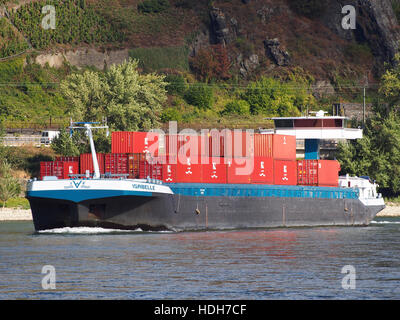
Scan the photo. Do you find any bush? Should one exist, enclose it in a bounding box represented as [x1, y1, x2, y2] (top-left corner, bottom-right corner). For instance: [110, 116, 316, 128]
[160, 107, 183, 122]
[138, 0, 170, 13]
[241, 77, 311, 116]
[184, 84, 214, 110]
[0, 57, 24, 83]
[189, 44, 231, 82]
[221, 100, 250, 116]
[165, 74, 187, 96]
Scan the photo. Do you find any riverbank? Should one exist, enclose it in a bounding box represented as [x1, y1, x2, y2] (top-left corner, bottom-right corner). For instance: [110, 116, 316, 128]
[0, 204, 399, 221]
[0, 208, 32, 221]
[377, 202, 400, 217]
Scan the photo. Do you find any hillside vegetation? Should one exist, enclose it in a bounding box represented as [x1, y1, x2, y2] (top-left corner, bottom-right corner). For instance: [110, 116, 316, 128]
[0, 0, 395, 130]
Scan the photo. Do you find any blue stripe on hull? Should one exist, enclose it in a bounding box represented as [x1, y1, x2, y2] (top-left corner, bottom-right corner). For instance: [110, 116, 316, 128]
[166, 183, 359, 200]
[26, 190, 153, 203]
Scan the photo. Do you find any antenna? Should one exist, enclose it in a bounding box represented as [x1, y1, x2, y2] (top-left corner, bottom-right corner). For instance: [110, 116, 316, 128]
[68, 119, 109, 179]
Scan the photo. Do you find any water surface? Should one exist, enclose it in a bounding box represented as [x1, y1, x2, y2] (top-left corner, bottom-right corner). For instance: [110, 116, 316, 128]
[0, 218, 399, 299]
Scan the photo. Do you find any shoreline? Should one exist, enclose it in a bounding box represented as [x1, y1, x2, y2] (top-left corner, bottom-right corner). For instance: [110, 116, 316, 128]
[0, 204, 399, 221]
[0, 208, 32, 221]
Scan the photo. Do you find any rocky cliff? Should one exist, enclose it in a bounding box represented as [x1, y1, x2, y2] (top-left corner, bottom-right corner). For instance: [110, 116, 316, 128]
[321, 0, 400, 66]
[202, 0, 400, 80]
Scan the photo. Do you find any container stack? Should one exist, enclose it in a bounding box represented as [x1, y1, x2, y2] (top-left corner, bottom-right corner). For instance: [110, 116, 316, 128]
[40, 161, 79, 180]
[38, 131, 341, 187]
[80, 153, 106, 176]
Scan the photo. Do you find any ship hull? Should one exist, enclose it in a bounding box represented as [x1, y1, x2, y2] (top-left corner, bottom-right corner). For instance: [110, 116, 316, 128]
[28, 191, 384, 232]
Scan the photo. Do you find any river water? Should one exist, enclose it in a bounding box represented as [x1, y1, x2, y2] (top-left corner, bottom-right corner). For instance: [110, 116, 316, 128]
[0, 217, 399, 300]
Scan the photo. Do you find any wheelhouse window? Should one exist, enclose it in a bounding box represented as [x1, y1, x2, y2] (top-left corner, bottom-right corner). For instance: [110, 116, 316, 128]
[274, 119, 294, 128]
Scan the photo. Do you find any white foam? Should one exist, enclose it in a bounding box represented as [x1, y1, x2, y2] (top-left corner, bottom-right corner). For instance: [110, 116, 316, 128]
[371, 221, 400, 224]
[38, 227, 142, 234]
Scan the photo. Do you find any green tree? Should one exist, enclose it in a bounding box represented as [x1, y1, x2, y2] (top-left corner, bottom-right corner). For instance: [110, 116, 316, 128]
[0, 160, 21, 209]
[241, 77, 310, 116]
[60, 59, 167, 131]
[221, 100, 250, 115]
[184, 84, 214, 110]
[51, 129, 81, 156]
[336, 111, 400, 195]
[379, 53, 400, 109]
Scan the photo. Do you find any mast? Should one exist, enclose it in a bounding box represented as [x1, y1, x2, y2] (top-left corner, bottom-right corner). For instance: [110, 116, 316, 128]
[69, 120, 109, 179]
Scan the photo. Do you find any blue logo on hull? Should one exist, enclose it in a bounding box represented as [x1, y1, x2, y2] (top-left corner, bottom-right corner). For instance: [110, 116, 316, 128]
[72, 181, 82, 189]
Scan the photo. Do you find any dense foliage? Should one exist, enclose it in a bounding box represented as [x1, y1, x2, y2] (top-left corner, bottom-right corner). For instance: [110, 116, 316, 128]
[0, 160, 22, 207]
[0, 57, 69, 123]
[0, 18, 29, 59]
[11, 0, 123, 49]
[60, 59, 167, 131]
[379, 53, 400, 108]
[240, 77, 314, 116]
[337, 111, 400, 196]
[183, 84, 214, 110]
[337, 56, 400, 196]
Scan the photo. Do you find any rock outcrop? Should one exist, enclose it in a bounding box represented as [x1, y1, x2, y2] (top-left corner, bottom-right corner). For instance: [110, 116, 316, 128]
[263, 38, 290, 66]
[209, 7, 238, 45]
[321, 0, 400, 65]
[35, 48, 129, 70]
[237, 53, 260, 77]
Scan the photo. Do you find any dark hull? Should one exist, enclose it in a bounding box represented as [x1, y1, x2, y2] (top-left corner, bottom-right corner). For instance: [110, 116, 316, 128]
[28, 193, 384, 231]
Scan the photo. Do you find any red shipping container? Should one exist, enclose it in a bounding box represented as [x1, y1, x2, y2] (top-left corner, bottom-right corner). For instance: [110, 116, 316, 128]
[127, 153, 148, 178]
[297, 160, 318, 186]
[251, 157, 274, 184]
[40, 161, 78, 180]
[226, 158, 252, 184]
[201, 157, 227, 183]
[111, 131, 159, 155]
[40, 161, 53, 179]
[224, 130, 253, 158]
[272, 134, 296, 160]
[138, 157, 163, 180]
[253, 134, 296, 160]
[111, 131, 133, 154]
[253, 134, 273, 158]
[55, 156, 79, 163]
[62, 162, 79, 179]
[165, 134, 205, 157]
[165, 134, 182, 156]
[273, 160, 297, 185]
[207, 131, 225, 158]
[163, 163, 177, 183]
[105, 153, 129, 175]
[176, 156, 203, 183]
[80, 153, 105, 175]
[318, 160, 341, 187]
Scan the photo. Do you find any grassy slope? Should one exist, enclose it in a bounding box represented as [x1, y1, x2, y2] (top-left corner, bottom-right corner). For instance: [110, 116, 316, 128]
[0, 0, 378, 129]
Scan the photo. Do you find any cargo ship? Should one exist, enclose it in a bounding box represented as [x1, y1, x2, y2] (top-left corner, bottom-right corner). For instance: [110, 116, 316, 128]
[26, 117, 385, 231]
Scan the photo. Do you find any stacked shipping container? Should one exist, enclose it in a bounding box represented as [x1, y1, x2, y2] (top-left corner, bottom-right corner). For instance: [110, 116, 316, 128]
[80, 153, 106, 176]
[39, 131, 340, 187]
[40, 161, 79, 180]
[297, 160, 341, 187]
